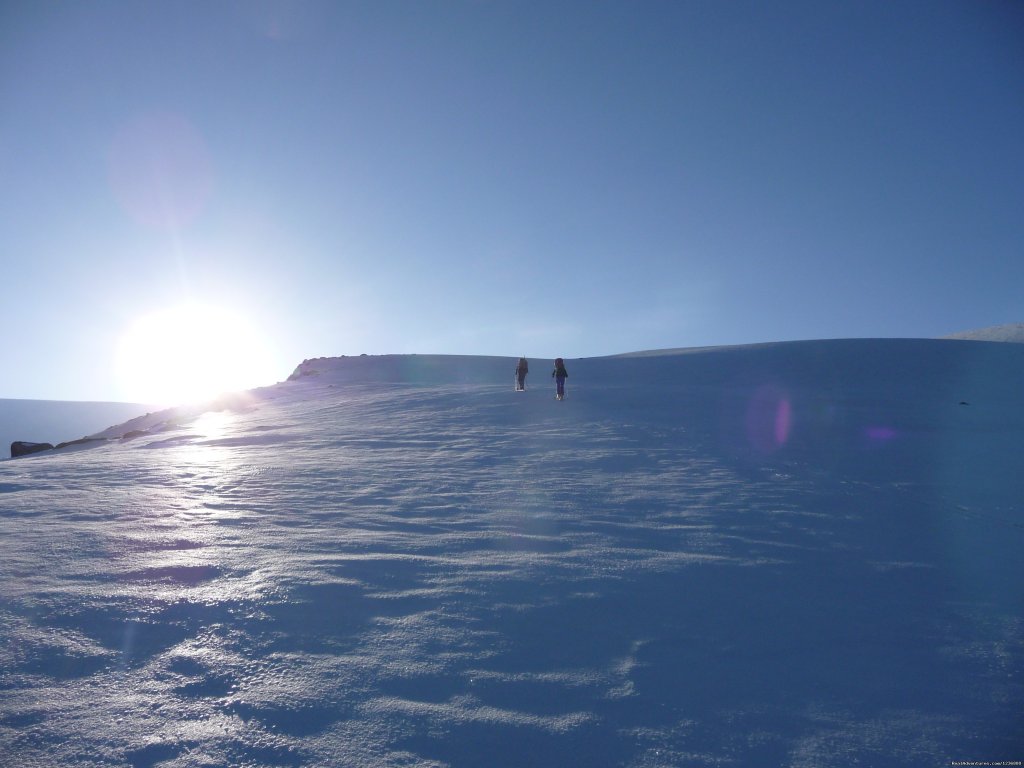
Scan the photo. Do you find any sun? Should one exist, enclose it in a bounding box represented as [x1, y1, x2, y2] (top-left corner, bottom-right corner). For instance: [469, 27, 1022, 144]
[116, 304, 278, 406]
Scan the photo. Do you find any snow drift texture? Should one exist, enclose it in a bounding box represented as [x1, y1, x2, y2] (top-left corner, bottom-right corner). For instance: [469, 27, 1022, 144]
[1, 340, 1022, 767]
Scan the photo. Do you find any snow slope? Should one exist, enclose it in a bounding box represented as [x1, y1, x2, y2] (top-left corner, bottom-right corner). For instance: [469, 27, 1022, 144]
[1, 341, 1022, 766]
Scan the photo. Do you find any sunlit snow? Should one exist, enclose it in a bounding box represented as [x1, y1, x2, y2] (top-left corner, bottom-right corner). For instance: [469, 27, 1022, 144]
[2, 341, 1022, 766]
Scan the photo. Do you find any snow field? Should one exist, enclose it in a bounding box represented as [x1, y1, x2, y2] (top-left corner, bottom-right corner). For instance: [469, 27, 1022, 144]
[1, 341, 1022, 766]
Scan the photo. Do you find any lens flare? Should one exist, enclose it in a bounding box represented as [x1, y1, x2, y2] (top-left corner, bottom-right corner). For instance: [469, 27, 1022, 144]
[864, 426, 898, 442]
[108, 110, 214, 230]
[745, 384, 793, 453]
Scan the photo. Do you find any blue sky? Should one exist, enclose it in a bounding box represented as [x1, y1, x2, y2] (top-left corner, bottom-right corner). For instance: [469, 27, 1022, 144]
[2, 1, 1023, 402]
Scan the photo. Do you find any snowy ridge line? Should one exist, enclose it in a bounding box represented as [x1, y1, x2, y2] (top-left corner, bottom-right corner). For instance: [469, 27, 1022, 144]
[7, 336, 1024, 459]
[942, 322, 1024, 343]
[607, 333, 1024, 358]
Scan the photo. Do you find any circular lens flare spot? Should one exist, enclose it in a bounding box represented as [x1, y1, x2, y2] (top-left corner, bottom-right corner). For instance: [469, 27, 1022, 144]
[746, 384, 793, 453]
[108, 110, 214, 229]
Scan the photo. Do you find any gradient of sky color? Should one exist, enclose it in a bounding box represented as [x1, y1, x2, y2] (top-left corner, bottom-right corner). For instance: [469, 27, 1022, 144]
[2, 1, 1023, 401]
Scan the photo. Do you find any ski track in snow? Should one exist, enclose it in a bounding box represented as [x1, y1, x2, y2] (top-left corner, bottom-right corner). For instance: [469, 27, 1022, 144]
[1, 343, 1023, 767]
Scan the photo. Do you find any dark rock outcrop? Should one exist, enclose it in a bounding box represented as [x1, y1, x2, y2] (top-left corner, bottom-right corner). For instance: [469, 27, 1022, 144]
[11, 441, 54, 458]
[54, 437, 106, 450]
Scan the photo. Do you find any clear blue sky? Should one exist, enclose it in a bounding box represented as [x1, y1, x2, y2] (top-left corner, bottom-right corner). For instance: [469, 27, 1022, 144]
[2, 1, 1023, 402]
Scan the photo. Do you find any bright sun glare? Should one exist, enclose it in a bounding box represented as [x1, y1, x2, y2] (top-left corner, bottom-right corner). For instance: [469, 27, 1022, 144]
[116, 304, 277, 406]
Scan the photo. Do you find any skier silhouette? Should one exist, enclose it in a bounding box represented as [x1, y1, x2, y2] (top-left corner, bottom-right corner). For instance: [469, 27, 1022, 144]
[515, 357, 529, 391]
[552, 358, 568, 400]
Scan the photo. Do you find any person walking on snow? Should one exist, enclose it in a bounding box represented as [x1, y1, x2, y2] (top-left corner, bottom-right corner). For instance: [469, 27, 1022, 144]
[515, 357, 529, 391]
[552, 358, 568, 400]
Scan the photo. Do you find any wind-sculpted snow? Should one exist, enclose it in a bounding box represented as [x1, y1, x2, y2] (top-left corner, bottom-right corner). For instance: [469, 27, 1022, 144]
[2, 341, 1023, 766]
